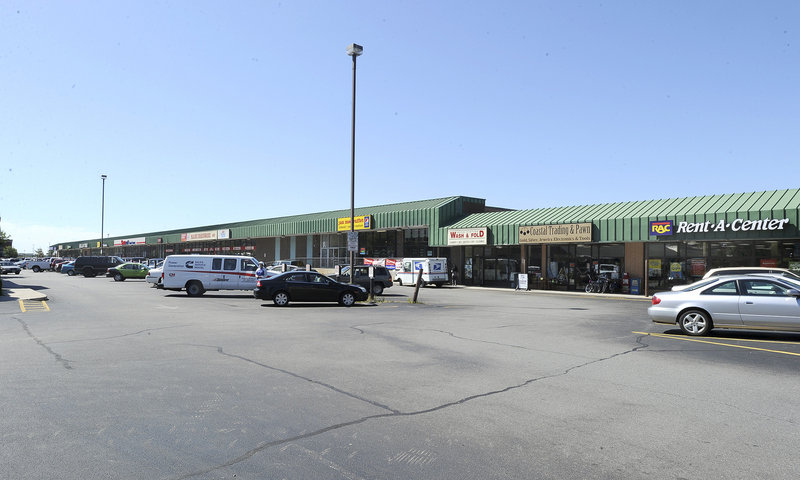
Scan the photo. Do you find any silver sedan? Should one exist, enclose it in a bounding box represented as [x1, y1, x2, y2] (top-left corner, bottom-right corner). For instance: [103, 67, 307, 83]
[649, 275, 800, 336]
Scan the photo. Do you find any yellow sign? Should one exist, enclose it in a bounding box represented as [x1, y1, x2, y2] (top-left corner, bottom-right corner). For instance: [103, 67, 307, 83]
[337, 215, 374, 232]
[649, 259, 662, 270]
[518, 223, 592, 244]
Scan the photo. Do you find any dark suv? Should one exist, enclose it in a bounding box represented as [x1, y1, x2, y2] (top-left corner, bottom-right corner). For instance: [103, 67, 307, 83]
[330, 265, 393, 295]
[73, 256, 124, 277]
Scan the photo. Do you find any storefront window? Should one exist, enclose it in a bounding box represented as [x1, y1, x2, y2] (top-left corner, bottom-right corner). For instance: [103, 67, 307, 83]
[403, 228, 429, 257]
[647, 239, 800, 295]
[362, 231, 396, 258]
[526, 245, 543, 278]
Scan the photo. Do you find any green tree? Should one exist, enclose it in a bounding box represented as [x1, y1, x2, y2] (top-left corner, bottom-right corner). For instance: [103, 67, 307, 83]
[0, 228, 16, 258]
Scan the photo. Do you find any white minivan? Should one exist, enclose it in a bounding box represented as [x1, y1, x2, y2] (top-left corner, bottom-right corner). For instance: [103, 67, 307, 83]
[161, 254, 259, 296]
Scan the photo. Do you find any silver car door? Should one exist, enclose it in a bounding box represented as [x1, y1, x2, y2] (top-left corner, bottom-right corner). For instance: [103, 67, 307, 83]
[739, 279, 800, 329]
[697, 280, 744, 326]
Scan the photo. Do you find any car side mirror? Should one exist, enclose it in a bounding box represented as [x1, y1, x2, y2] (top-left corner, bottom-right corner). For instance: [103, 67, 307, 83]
[788, 289, 800, 297]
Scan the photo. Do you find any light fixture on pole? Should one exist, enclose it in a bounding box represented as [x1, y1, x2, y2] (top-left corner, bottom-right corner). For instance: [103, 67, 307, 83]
[346, 43, 363, 284]
[101, 174, 107, 254]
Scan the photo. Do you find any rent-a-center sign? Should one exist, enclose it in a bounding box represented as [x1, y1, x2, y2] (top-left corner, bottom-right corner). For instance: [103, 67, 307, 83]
[649, 218, 790, 236]
[448, 227, 488, 246]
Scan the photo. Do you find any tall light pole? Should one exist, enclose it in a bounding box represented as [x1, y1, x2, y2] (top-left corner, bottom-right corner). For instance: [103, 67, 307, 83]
[100, 174, 107, 254]
[346, 43, 363, 284]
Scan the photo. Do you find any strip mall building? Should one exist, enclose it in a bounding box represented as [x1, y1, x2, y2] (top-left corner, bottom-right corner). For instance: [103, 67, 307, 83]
[53, 189, 800, 296]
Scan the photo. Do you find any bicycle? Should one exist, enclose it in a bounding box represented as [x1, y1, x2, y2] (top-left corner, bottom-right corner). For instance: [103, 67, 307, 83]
[584, 273, 602, 293]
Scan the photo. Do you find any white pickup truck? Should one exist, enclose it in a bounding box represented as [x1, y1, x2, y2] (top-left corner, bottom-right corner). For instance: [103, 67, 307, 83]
[19, 258, 53, 272]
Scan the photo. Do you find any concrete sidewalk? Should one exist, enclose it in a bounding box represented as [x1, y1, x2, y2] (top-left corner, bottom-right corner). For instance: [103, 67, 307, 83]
[0, 288, 49, 301]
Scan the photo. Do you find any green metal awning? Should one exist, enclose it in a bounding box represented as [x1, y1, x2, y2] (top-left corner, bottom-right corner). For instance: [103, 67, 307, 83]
[437, 189, 800, 246]
[58, 196, 487, 248]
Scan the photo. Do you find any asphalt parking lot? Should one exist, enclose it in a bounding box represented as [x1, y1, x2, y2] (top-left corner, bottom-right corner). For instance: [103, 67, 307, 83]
[3, 272, 800, 479]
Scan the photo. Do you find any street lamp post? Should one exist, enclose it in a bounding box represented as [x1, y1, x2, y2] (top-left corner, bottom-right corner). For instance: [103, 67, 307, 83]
[101, 174, 107, 254]
[346, 43, 363, 284]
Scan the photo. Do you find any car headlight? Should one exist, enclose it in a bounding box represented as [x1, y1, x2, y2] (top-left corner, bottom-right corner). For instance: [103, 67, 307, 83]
[357, 286, 367, 293]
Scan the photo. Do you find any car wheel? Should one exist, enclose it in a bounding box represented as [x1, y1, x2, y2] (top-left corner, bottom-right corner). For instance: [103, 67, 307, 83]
[273, 291, 290, 306]
[372, 284, 384, 295]
[113, 272, 124, 282]
[83, 267, 96, 277]
[679, 309, 712, 336]
[67, 270, 75, 276]
[396, 279, 403, 286]
[186, 281, 205, 297]
[339, 291, 356, 307]
[32, 266, 41, 272]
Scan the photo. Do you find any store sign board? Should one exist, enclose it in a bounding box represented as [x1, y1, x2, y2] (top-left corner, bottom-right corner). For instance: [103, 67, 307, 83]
[181, 229, 231, 242]
[519, 223, 592, 244]
[114, 237, 146, 246]
[337, 215, 373, 232]
[448, 227, 488, 246]
[652, 218, 790, 236]
[649, 221, 673, 236]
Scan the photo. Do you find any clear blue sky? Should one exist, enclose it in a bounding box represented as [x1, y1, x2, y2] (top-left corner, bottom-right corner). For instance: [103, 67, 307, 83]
[1, 1, 798, 253]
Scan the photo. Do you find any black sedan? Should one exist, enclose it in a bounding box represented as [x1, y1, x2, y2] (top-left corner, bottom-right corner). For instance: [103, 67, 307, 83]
[254, 271, 368, 307]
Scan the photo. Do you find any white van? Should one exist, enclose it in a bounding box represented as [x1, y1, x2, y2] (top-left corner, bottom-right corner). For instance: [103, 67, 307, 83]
[161, 255, 259, 296]
[394, 258, 449, 287]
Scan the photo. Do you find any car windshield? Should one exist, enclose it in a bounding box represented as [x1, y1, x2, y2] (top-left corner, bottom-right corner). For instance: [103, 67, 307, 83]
[771, 276, 800, 290]
[779, 271, 800, 281]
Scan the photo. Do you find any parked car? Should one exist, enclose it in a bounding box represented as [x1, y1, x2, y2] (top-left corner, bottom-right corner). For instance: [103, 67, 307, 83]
[49, 257, 67, 271]
[107, 262, 150, 281]
[146, 258, 164, 269]
[61, 261, 76, 276]
[19, 258, 52, 272]
[54, 259, 73, 272]
[649, 275, 800, 336]
[73, 256, 125, 277]
[254, 271, 368, 307]
[145, 261, 163, 286]
[161, 254, 260, 296]
[329, 264, 393, 295]
[598, 264, 620, 279]
[0, 260, 22, 275]
[264, 264, 302, 275]
[703, 266, 800, 281]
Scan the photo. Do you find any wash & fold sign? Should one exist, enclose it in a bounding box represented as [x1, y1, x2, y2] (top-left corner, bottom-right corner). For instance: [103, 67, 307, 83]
[650, 218, 790, 236]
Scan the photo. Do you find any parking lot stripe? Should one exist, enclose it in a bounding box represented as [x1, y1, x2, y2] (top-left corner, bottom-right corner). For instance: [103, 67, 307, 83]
[634, 331, 800, 357]
[18, 300, 50, 313]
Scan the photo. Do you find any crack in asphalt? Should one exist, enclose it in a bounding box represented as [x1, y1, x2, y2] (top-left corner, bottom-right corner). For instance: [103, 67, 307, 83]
[424, 328, 597, 360]
[12, 320, 190, 369]
[185, 344, 401, 414]
[14, 317, 73, 370]
[352, 323, 597, 360]
[174, 336, 651, 479]
[49, 324, 191, 344]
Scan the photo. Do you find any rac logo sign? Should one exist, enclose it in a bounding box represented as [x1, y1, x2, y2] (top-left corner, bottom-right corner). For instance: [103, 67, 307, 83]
[649, 221, 673, 236]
